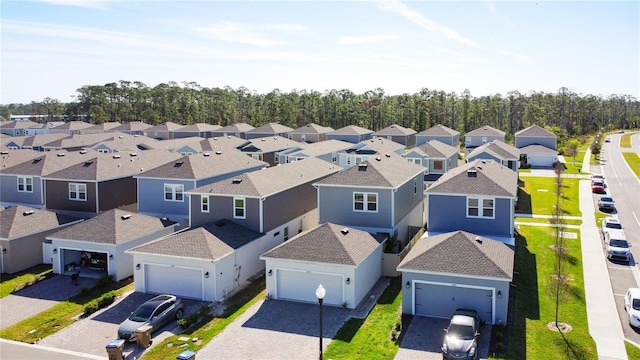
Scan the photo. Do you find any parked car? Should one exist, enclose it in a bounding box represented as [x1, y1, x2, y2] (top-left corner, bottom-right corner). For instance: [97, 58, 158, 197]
[442, 309, 482, 360]
[601, 217, 623, 237]
[591, 174, 605, 184]
[591, 180, 606, 194]
[598, 196, 615, 211]
[118, 294, 184, 341]
[625, 288, 640, 327]
[604, 229, 631, 262]
[605, 137, 611, 143]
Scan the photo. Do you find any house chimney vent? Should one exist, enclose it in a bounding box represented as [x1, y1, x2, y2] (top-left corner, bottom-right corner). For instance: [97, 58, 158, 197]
[341, 227, 349, 235]
[216, 151, 222, 155]
[467, 169, 477, 177]
[113, 154, 121, 159]
[376, 157, 381, 161]
[80, 150, 87, 154]
[475, 236, 482, 244]
[232, 178, 243, 184]
[203, 152, 211, 157]
[23, 210, 35, 216]
[57, 153, 65, 157]
[121, 214, 132, 220]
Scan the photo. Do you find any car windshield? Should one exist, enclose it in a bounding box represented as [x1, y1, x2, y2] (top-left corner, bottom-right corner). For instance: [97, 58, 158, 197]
[633, 298, 640, 311]
[447, 324, 475, 340]
[593, 181, 604, 186]
[601, 198, 613, 202]
[606, 223, 622, 229]
[610, 240, 629, 248]
[129, 303, 156, 322]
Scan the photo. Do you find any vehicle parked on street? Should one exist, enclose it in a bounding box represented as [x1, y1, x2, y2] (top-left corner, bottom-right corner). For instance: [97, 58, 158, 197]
[625, 288, 640, 328]
[591, 174, 605, 183]
[598, 196, 615, 211]
[591, 180, 606, 194]
[605, 137, 611, 143]
[601, 217, 624, 237]
[604, 229, 631, 262]
[118, 294, 184, 341]
[442, 309, 482, 360]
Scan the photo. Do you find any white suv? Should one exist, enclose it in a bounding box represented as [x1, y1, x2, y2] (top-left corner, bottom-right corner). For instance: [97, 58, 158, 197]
[604, 229, 631, 262]
[625, 288, 640, 328]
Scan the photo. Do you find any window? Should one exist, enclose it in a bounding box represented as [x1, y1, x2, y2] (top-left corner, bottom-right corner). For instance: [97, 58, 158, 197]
[201, 196, 209, 212]
[408, 158, 421, 165]
[433, 160, 444, 170]
[414, 178, 418, 195]
[164, 184, 184, 202]
[180, 151, 193, 156]
[467, 197, 494, 218]
[301, 135, 306, 142]
[354, 192, 377, 212]
[251, 154, 261, 160]
[284, 227, 289, 241]
[17, 176, 33, 192]
[482, 137, 488, 144]
[69, 183, 87, 201]
[234, 197, 245, 219]
[98, 149, 109, 153]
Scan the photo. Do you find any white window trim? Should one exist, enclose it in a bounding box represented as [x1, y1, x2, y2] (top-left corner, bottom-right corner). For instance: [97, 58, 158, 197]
[466, 196, 495, 219]
[408, 158, 421, 165]
[164, 184, 184, 202]
[69, 183, 87, 201]
[17, 176, 33, 193]
[201, 196, 209, 213]
[353, 192, 378, 213]
[234, 197, 246, 219]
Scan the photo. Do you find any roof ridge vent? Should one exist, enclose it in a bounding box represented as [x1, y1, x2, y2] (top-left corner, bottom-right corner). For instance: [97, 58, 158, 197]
[475, 236, 482, 244]
[203, 152, 211, 157]
[113, 154, 121, 159]
[467, 169, 477, 177]
[23, 210, 35, 216]
[121, 214, 132, 220]
[79, 150, 87, 154]
[57, 153, 65, 157]
[341, 227, 349, 235]
[130, 152, 138, 156]
[232, 178, 243, 184]
[215, 150, 222, 155]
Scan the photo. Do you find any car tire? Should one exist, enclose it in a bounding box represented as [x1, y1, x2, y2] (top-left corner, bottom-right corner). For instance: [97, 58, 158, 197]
[176, 309, 184, 319]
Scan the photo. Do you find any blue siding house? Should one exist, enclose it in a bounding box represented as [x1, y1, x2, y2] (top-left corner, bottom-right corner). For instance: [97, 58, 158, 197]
[416, 124, 460, 147]
[425, 159, 517, 245]
[403, 140, 459, 183]
[326, 125, 374, 144]
[464, 125, 506, 153]
[466, 140, 520, 172]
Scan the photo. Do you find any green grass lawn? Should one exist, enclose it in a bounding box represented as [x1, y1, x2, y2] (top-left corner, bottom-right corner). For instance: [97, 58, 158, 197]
[141, 277, 266, 360]
[514, 217, 582, 227]
[0, 279, 134, 343]
[0, 264, 53, 299]
[626, 340, 640, 359]
[622, 152, 640, 178]
[324, 277, 401, 360]
[516, 177, 580, 217]
[620, 133, 633, 148]
[496, 225, 597, 359]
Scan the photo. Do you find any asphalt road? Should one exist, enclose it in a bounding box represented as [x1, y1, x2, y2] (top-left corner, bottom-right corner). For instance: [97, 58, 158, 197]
[598, 132, 640, 344]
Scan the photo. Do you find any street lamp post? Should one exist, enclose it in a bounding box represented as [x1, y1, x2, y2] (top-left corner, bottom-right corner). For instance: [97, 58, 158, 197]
[316, 284, 326, 360]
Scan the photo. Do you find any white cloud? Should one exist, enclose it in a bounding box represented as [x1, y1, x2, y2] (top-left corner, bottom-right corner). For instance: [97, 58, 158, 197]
[499, 49, 531, 64]
[196, 21, 290, 47]
[37, 0, 116, 10]
[370, 0, 478, 47]
[264, 23, 307, 32]
[338, 34, 406, 45]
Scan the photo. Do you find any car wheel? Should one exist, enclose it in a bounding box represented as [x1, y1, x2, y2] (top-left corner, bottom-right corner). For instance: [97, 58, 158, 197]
[176, 309, 184, 319]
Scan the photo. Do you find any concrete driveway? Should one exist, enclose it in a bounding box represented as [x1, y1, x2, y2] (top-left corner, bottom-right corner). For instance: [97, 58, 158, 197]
[395, 316, 492, 360]
[0, 274, 96, 330]
[197, 299, 352, 360]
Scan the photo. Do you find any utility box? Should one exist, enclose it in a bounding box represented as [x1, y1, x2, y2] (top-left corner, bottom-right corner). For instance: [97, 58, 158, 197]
[135, 324, 153, 348]
[105, 339, 125, 360]
[177, 350, 197, 360]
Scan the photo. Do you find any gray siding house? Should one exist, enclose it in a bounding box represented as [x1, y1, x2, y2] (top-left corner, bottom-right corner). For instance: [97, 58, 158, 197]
[108, 121, 152, 136]
[466, 140, 520, 172]
[45, 121, 93, 136]
[514, 125, 557, 150]
[173, 123, 222, 139]
[403, 140, 459, 183]
[238, 136, 301, 166]
[464, 125, 506, 152]
[245, 123, 294, 140]
[146, 122, 184, 140]
[278, 139, 351, 164]
[210, 123, 255, 139]
[315, 154, 426, 245]
[287, 123, 334, 143]
[416, 124, 460, 147]
[0, 120, 39, 137]
[337, 137, 406, 169]
[135, 150, 267, 225]
[372, 124, 417, 147]
[425, 159, 518, 245]
[326, 125, 374, 144]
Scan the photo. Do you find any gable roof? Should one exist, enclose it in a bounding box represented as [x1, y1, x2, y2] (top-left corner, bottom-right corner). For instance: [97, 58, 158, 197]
[110, 121, 152, 132]
[0, 206, 82, 240]
[0, 149, 49, 170]
[127, 220, 261, 260]
[289, 123, 334, 134]
[248, 123, 294, 134]
[1, 150, 98, 176]
[42, 132, 123, 150]
[20, 133, 70, 148]
[413, 140, 459, 158]
[189, 157, 340, 197]
[515, 125, 556, 138]
[467, 140, 520, 160]
[0, 120, 39, 130]
[176, 123, 222, 132]
[285, 139, 351, 157]
[49, 121, 93, 131]
[397, 230, 513, 280]
[145, 121, 185, 132]
[465, 125, 506, 137]
[328, 125, 373, 135]
[47, 209, 177, 245]
[519, 144, 558, 154]
[373, 124, 417, 136]
[261, 222, 385, 265]
[200, 136, 250, 151]
[426, 159, 517, 197]
[84, 122, 122, 132]
[216, 123, 255, 133]
[239, 136, 301, 153]
[136, 149, 267, 180]
[342, 137, 406, 155]
[316, 153, 425, 188]
[139, 136, 203, 152]
[417, 124, 460, 136]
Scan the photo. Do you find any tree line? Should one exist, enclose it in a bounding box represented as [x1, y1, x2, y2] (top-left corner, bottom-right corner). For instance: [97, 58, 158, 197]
[2, 81, 638, 142]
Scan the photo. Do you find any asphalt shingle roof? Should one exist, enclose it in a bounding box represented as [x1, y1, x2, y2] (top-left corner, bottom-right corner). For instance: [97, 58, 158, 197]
[426, 159, 517, 197]
[373, 124, 417, 136]
[128, 220, 262, 260]
[515, 125, 556, 137]
[329, 125, 374, 135]
[397, 230, 514, 280]
[519, 144, 558, 154]
[465, 125, 506, 137]
[176, 123, 222, 132]
[0, 149, 49, 170]
[467, 140, 520, 159]
[145, 121, 185, 132]
[415, 140, 459, 158]
[240, 136, 301, 153]
[217, 123, 255, 133]
[110, 121, 152, 132]
[287, 140, 351, 157]
[48, 209, 176, 244]
[0, 120, 39, 130]
[248, 123, 294, 134]
[289, 123, 334, 134]
[417, 124, 460, 136]
[1, 150, 99, 176]
[261, 223, 385, 265]
[0, 206, 82, 240]
[84, 122, 122, 132]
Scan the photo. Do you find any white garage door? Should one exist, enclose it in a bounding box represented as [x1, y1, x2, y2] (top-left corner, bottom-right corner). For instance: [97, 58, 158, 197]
[415, 283, 493, 323]
[276, 269, 343, 306]
[529, 155, 556, 167]
[145, 264, 203, 300]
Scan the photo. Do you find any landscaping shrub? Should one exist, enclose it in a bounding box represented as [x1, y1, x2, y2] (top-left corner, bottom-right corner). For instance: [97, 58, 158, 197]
[84, 303, 99, 315]
[95, 274, 113, 289]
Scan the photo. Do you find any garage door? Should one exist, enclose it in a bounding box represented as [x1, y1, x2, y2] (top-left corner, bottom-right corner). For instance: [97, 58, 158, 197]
[145, 264, 203, 300]
[414, 283, 493, 323]
[529, 155, 556, 167]
[276, 269, 343, 306]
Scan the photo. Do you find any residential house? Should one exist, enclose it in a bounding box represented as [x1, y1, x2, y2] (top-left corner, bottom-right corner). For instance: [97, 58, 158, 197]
[0, 120, 39, 137]
[43, 150, 182, 217]
[135, 150, 267, 225]
[109, 121, 152, 136]
[287, 123, 334, 143]
[398, 230, 513, 324]
[3, 136, 29, 150]
[48, 209, 179, 281]
[40, 132, 122, 152]
[89, 134, 145, 154]
[0, 206, 83, 274]
[372, 124, 417, 147]
[245, 123, 294, 140]
[238, 136, 301, 166]
[403, 140, 459, 183]
[466, 140, 520, 172]
[83, 122, 122, 134]
[46, 121, 93, 136]
[261, 223, 386, 309]
[515, 125, 558, 167]
[278, 139, 351, 164]
[210, 123, 255, 139]
[128, 219, 264, 302]
[464, 125, 506, 152]
[337, 137, 405, 169]
[425, 159, 518, 245]
[18, 134, 70, 152]
[173, 123, 222, 139]
[314, 154, 426, 245]
[519, 144, 559, 168]
[326, 125, 374, 144]
[415, 124, 460, 147]
[137, 136, 203, 154]
[200, 136, 249, 152]
[145, 122, 184, 140]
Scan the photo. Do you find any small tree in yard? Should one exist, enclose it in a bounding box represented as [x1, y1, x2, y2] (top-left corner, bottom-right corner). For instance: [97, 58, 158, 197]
[551, 162, 569, 330]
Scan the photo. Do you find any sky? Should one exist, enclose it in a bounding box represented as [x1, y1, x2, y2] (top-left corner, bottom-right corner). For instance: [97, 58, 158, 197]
[1, 0, 639, 104]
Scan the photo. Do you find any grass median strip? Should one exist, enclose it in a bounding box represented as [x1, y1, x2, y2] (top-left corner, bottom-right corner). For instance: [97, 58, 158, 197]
[0, 264, 53, 299]
[622, 152, 640, 178]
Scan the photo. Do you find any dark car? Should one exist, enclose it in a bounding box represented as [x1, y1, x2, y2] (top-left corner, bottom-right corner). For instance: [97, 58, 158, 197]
[118, 294, 184, 341]
[591, 180, 605, 194]
[442, 309, 483, 360]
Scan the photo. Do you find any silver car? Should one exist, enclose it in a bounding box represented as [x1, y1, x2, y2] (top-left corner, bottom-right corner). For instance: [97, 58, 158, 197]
[442, 309, 482, 360]
[118, 294, 184, 341]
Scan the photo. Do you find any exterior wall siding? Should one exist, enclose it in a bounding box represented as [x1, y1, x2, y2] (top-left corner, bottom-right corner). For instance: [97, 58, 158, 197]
[317, 187, 393, 231]
[190, 195, 261, 232]
[45, 180, 97, 213]
[393, 175, 424, 225]
[515, 136, 556, 150]
[262, 183, 318, 232]
[98, 177, 137, 212]
[0, 175, 44, 207]
[465, 135, 504, 148]
[326, 134, 371, 144]
[416, 135, 457, 147]
[138, 178, 192, 221]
